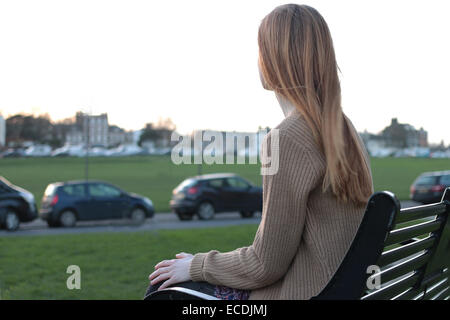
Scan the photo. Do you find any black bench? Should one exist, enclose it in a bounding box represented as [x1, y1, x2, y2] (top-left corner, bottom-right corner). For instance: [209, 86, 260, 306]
[146, 188, 450, 300]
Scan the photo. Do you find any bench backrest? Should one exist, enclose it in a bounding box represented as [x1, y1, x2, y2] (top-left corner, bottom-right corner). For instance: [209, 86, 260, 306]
[314, 188, 450, 300]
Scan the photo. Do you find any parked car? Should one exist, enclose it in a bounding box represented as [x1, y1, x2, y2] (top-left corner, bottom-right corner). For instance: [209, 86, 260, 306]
[0, 148, 26, 158]
[39, 181, 155, 227]
[0, 177, 38, 231]
[170, 173, 262, 221]
[410, 171, 450, 204]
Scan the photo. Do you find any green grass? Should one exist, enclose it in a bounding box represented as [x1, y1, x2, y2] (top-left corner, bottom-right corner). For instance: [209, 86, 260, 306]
[0, 224, 258, 299]
[370, 157, 449, 200]
[0, 156, 448, 211]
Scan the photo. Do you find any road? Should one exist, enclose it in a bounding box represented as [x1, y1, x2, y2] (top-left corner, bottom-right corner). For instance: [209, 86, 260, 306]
[0, 200, 421, 237]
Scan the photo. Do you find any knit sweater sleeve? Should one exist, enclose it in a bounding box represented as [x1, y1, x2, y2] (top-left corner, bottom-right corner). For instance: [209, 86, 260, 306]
[189, 131, 322, 290]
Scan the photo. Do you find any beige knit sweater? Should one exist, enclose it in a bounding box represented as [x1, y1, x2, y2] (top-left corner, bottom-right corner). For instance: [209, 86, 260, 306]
[189, 109, 373, 300]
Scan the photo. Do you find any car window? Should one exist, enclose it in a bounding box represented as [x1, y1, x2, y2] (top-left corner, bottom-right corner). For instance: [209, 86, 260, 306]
[208, 179, 224, 189]
[177, 179, 197, 190]
[61, 184, 86, 197]
[440, 175, 450, 186]
[226, 178, 249, 189]
[88, 184, 121, 197]
[415, 175, 438, 186]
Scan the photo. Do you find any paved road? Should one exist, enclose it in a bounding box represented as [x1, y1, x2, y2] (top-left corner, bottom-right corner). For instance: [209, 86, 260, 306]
[0, 211, 263, 237]
[0, 200, 421, 237]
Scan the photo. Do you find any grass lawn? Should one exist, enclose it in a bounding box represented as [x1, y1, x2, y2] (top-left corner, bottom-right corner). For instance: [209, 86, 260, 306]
[0, 156, 448, 212]
[0, 224, 258, 300]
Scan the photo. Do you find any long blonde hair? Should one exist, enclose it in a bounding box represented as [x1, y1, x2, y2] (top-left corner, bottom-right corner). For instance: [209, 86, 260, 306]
[258, 4, 372, 206]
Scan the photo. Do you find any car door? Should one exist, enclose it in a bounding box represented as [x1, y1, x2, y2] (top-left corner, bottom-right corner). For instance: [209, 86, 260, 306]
[60, 184, 90, 220]
[87, 183, 129, 220]
[222, 177, 251, 211]
[203, 179, 226, 212]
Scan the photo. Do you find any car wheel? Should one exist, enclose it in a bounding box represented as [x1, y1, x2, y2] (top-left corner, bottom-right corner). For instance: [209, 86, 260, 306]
[240, 211, 255, 218]
[4, 210, 20, 231]
[176, 211, 194, 221]
[59, 210, 77, 228]
[197, 202, 215, 220]
[131, 208, 146, 224]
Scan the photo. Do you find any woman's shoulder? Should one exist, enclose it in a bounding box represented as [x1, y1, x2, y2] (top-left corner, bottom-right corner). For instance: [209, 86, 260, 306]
[262, 110, 326, 173]
[267, 109, 323, 158]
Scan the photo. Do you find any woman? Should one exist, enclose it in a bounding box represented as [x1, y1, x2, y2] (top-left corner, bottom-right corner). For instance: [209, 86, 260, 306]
[146, 3, 373, 300]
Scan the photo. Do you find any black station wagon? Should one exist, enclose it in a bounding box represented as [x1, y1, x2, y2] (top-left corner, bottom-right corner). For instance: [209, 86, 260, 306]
[0, 176, 38, 231]
[170, 173, 262, 220]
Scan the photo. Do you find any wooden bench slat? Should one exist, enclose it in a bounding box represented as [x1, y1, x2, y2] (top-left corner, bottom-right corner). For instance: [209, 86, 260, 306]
[378, 236, 435, 267]
[422, 267, 449, 287]
[361, 273, 420, 300]
[393, 287, 425, 300]
[385, 220, 442, 246]
[431, 287, 450, 300]
[145, 287, 219, 300]
[378, 252, 429, 284]
[395, 203, 447, 224]
[395, 268, 449, 300]
[422, 277, 449, 300]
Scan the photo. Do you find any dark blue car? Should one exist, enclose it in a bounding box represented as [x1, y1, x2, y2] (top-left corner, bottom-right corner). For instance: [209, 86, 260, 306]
[40, 180, 154, 227]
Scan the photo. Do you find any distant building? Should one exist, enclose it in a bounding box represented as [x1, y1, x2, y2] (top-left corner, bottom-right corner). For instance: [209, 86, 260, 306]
[381, 118, 428, 148]
[360, 131, 387, 149]
[108, 125, 134, 147]
[66, 112, 133, 147]
[360, 118, 429, 157]
[0, 114, 5, 147]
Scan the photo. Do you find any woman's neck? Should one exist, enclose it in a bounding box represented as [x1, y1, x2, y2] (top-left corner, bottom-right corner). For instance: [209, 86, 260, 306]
[275, 92, 296, 117]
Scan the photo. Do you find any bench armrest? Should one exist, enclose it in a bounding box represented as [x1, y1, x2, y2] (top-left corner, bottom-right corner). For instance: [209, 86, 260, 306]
[144, 286, 220, 300]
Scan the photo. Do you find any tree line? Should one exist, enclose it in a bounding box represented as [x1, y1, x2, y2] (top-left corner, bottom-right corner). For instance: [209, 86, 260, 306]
[4, 113, 177, 149]
[5, 114, 72, 148]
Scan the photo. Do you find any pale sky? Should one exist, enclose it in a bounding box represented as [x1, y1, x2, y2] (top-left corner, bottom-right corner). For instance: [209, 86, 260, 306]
[0, 0, 449, 145]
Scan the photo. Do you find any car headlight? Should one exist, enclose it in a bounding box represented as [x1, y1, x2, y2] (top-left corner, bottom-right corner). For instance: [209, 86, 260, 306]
[21, 192, 36, 209]
[143, 197, 153, 207]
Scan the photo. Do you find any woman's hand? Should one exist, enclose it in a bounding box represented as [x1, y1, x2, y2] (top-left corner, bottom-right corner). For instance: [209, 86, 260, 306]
[149, 252, 194, 290]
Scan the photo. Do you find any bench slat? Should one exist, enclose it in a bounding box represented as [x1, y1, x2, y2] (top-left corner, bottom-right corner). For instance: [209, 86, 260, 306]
[422, 277, 449, 300]
[431, 286, 450, 300]
[378, 236, 435, 267]
[393, 287, 425, 300]
[362, 273, 420, 300]
[384, 220, 442, 246]
[394, 268, 449, 300]
[395, 203, 447, 224]
[422, 268, 449, 287]
[144, 286, 219, 300]
[378, 252, 429, 285]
